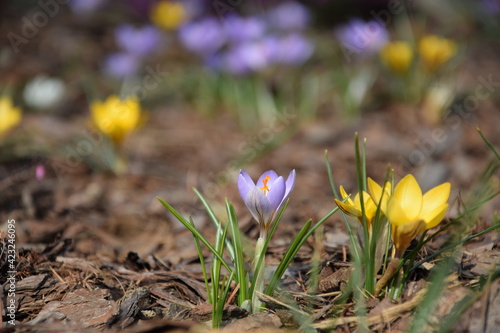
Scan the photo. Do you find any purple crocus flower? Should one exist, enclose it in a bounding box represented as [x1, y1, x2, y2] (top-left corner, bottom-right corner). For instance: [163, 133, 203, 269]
[271, 33, 314, 65]
[103, 52, 140, 78]
[69, 0, 108, 14]
[223, 41, 271, 75]
[238, 170, 296, 231]
[224, 16, 267, 42]
[115, 24, 162, 56]
[267, 1, 310, 30]
[335, 19, 388, 57]
[178, 17, 226, 55]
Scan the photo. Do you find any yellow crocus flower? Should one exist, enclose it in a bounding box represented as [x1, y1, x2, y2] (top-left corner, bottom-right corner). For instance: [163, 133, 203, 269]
[419, 35, 457, 73]
[90, 95, 141, 146]
[150, 1, 186, 30]
[369, 175, 450, 257]
[0, 96, 22, 135]
[367, 178, 392, 213]
[380, 41, 413, 75]
[334, 185, 377, 228]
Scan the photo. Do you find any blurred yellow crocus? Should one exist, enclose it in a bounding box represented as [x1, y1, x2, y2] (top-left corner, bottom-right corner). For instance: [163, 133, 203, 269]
[419, 35, 457, 73]
[90, 95, 141, 146]
[369, 175, 450, 257]
[0, 96, 22, 135]
[334, 185, 377, 229]
[380, 41, 413, 75]
[150, 1, 186, 30]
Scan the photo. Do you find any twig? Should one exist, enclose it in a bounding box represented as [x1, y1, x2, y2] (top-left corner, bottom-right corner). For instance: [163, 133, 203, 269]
[312, 288, 427, 329]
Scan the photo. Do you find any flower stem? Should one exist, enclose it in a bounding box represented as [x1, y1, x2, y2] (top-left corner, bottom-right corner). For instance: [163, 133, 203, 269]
[252, 237, 266, 313]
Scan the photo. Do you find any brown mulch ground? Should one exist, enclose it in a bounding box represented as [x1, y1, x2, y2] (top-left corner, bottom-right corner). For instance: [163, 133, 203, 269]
[1, 7, 500, 332]
[2, 100, 500, 331]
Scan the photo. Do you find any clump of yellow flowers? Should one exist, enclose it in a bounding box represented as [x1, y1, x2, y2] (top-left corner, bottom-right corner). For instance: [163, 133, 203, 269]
[90, 95, 141, 147]
[0, 95, 22, 136]
[368, 175, 451, 258]
[150, 1, 186, 30]
[380, 35, 457, 75]
[419, 35, 457, 73]
[335, 174, 450, 258]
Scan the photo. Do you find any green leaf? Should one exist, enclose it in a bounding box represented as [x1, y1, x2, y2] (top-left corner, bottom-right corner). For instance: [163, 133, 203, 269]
[194, 188, 235, 259]
[190, 217, 211, 304]
[265, 206, 340, 295]
[477, 127, 500, 161]
[156, 197, 233, 272]
[249, 199, 290, 297]
[226, 199, 248, 306]
[265, 219, 312, 295]
[325, 149, 362, 264]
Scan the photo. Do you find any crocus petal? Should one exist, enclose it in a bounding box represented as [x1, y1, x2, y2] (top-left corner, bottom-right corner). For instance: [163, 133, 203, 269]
[239, 169, 255, 185]
[257, 170, 279, 187]
[283, 169, 296, 200]
[266, 176, 286, 212]
[367, 178, 391, 213]
[362, 192, 377, 222]
[392, 219, 427, 255]
[334, 198, 361, 218]
[245, 187, 271, 224]
[339, 185, 349, 200]
[392, 175, 422, 221]
[238, 170, 255, 201]
[419, 182, 450, 223]
[423, 203, 449, 229]
[386, 196, 411, 226]
[340, 185, 355, 206]
[238, 169, 296, 227]
[367, 178, 382, 202]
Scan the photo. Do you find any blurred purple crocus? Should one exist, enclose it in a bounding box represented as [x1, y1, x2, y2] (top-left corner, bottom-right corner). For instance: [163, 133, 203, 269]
[115, 25, 162, 56]
[267, 1, 310, 30]
[224, 16, 267, 42]
[238, 169, 296, 233]
[103, 52, 140, 78]
[223, 40, 272, 75]
[179, 17, 226, 55]
[69, 0, 108, 14]
[335, 19, 388, 57]
[271, 33, 314, 64]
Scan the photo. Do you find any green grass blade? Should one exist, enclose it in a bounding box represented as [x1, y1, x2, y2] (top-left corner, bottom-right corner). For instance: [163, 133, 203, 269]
[265, 206, 340, 295]
[193, 188, 236, 259]
[157, 197, 232, 273]
[211, 218, 230, 329]
[265, 219, 312, 295]
[355, 133, 374, 293]
[325, 150, 362, 263]
[324, 150, 339, 198]
[248, 199, 289, 296]
[416, 190, 500, 249]
[477, 127, 500, 161]
[226, 199, 248, 306]
[190, 217, 212, 304]
[407, 256, 455, 333]
[436, 292, 479, 333]
[411, 222, 500, 272]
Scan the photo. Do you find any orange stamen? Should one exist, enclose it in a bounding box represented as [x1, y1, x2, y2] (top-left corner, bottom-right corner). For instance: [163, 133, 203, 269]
[260, 176, 271, 195]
